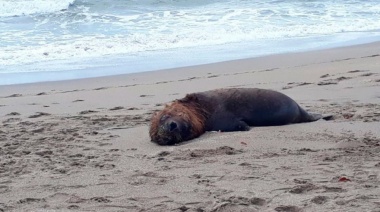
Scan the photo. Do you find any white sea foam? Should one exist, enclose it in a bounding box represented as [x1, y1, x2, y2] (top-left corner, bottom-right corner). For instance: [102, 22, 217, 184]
[0, 0, 76, 17]
[1, 0, 380, 83]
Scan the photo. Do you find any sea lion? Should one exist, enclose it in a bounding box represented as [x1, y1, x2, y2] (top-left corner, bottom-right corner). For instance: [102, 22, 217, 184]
[150, 88, 325, 145]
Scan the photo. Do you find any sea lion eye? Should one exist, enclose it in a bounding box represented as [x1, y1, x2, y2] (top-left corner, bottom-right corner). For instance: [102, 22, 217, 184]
[160, 114, 169, 121]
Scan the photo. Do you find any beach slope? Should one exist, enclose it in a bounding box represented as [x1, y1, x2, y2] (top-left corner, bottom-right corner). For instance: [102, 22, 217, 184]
[0, 42, 379, 212]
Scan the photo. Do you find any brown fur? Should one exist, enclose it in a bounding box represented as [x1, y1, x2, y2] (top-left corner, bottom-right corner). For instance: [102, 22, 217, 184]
[149, 98, 208, 144]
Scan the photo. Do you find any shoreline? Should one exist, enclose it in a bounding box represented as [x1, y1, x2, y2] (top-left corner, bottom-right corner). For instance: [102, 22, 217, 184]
[2, 39, 380, 86]
[1, 39, 379, 212]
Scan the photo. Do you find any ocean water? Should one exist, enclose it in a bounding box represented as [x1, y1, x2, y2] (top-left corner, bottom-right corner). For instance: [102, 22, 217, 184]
[1, 0, 380, 85]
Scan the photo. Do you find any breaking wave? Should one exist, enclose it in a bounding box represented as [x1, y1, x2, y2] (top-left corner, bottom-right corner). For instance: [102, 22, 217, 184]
[0, 0, 76, 17]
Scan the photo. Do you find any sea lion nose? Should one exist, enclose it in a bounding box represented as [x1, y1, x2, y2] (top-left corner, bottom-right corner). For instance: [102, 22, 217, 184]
[168, 121, 178, 132]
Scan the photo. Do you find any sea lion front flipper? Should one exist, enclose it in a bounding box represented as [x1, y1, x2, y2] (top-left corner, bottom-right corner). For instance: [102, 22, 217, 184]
[207, 119, 250, 132]
[206, 110, 250, 132]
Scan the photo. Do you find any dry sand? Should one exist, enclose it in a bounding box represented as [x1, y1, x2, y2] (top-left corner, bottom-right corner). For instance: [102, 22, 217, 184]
[0, 42, 379, 212]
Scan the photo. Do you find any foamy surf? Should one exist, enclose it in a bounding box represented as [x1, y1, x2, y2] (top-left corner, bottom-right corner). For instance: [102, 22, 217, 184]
[1, 0, 380, 85]
[0, 0, 76, 17]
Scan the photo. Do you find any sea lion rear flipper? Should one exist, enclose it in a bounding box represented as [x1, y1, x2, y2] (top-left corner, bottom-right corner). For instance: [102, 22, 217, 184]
[302, 112, 334, 122]
[307, 113, 323, 121]
[322, 114, 334, 121]
[298, 106, 322, 122]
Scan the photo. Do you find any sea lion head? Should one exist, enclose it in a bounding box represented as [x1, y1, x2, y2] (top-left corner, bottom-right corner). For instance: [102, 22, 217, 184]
[150, 97, 207, 145]
[151, 112, 192, 145]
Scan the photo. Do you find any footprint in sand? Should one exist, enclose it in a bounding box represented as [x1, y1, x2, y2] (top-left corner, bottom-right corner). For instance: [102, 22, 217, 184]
[320, 74, 330, 78]
[318, 75, 352, 86]
[79, 110, 98, 115]
[207, 75, 220, 78]
[282, 82, 312, 90]
[289, 183, 317, 194]
[211, 203, 257, 212]
[67, 205, 80, 209]
[139, 94, 154, 98]
[322, 186, 346, 193]
[156, 81, 171, 84]
[60, 89, 83, 93]
[222, 196, 266, 206]
[311, 196, 329, 205]
[6, 112, 20, 116]
[119, 84, 138, 88]
[335, 76, 352, 81]
[161, 146, 244, 161]
[274, 205, 302, 212]
[347, 70, 369, 73]
[35, 150, 53, 156]
[66, 195, 87, 204]
[0, 184, 10, 194]
[90, 197, 111, 203]
[109, 106, 124, 111]
[361, 54, 380, 58]
[178, 77, 199, 82]
[317, 80, 338, 86]
[5, 94, 22, 98]
[259, 68, 278, 72]
[360, 73, 375, 77]
[94, 87, 110, 91]
[28, 112, 51, 118]
[211, 196, 266, 212]
[17, 198, 46, 204]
